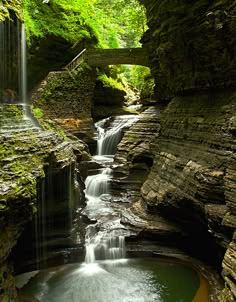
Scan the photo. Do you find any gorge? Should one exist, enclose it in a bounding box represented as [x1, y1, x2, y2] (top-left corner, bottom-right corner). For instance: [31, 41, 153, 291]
[0, 0, 236, 302]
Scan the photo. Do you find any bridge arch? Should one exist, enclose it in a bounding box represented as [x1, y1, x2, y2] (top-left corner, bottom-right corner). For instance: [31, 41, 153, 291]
[66, 48, 149, 71]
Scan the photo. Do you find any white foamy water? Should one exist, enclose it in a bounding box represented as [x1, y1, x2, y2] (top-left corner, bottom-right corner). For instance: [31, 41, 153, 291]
[83, 115, 138, 264]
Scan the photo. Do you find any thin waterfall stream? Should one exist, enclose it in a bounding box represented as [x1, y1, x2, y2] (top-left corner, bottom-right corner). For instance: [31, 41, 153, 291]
[0, 20, 39, 128]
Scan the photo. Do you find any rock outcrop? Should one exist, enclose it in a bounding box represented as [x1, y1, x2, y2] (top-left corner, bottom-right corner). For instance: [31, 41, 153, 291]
[92, 80, 126, 121]
[138, 1, 236, 300]
[140, 93, 235, 257]
[140, 0, 236, 101]
[113, 107, 160, 197]
[0, 105, 87, 301]
[31, 65, 97, 146]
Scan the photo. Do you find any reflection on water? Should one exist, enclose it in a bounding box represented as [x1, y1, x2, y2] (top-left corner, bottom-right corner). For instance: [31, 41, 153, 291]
[16, 258, 202, 302]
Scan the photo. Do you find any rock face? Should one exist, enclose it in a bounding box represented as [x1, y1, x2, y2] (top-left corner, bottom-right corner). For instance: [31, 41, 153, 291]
[0, 105, 86, 301]
[138, 0, 236, 300]
[113, 107, 161, 197]
[140, 93, 235, 257]
[92, 80, 126, 121]
[31, 66, 97, 146]
[221, 232, 236, 301]
[140, 0, 236, 101]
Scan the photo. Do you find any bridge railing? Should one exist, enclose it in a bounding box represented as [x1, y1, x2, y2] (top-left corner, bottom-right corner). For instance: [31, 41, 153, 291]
[65, 48, 87, 71]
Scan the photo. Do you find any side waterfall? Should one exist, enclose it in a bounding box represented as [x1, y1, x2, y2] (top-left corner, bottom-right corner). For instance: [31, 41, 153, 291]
[84, 115, 137, 264]
[0, 20, 26, 104]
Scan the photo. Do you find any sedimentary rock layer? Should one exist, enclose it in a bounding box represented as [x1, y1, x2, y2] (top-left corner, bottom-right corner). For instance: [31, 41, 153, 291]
[0, 105, 86, 301]
[139, 1, 236, 300]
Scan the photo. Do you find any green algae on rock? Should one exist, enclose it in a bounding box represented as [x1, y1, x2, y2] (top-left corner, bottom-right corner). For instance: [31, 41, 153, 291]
[0, 104, 87, 301]
[0, 0, 22, 22]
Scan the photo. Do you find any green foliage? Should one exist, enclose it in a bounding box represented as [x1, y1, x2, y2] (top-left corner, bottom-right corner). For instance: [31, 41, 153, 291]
[94, 0, 147, 48]
[22, 0, 146, 48]
[22, 0, 98, 44]
[21, 0, 151, 95]
[129, 66, 155, 98]
[97, 72, 125, 91]
[32, 107, 44, 119]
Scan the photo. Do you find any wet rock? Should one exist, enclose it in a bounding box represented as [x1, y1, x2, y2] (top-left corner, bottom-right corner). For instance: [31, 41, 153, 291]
[113, 106, 161, 197]
[92, 80, 127, 121]
[141, 0, 236, 101]
[222, 233, 236, 301]
[31, 66, 97, 146]
[0, 104, 85, 301]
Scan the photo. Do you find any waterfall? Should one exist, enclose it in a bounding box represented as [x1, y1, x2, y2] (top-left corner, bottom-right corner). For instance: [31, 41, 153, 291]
[0, 19, 21, 103]
[84, 115, 138, 264]
[96, 115, 138, 156]
[20, 23, 27, 105]
[34, 165, 77, 268]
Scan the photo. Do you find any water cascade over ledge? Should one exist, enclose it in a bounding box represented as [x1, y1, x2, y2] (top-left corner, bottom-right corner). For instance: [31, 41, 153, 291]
[15, 113, 211, 302]
[84, 115, 138, 264]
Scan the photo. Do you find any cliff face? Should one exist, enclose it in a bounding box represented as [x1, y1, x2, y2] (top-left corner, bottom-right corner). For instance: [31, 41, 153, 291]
[140, 0, 236, 101]
[139, 0, 236, 300]
[31, 66, 96, 147]
[0, 105, 86, 301]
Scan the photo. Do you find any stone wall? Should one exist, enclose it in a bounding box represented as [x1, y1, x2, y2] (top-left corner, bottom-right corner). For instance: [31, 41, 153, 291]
[31, 65, 97, 146]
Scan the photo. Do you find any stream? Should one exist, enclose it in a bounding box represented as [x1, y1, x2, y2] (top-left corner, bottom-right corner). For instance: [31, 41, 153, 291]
[16, 114, 209, 302]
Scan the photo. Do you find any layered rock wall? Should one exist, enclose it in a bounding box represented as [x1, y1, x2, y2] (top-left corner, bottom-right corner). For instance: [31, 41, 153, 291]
[0, 105, 86, 301]
[139, 0, 236, 300]
[141, 0, 236, 100]
[141, 92, 235, 250]
[31, 65, 96, 145]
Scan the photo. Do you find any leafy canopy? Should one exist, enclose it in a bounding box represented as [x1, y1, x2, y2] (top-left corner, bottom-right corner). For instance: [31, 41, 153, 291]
[22, 0, 147, 48]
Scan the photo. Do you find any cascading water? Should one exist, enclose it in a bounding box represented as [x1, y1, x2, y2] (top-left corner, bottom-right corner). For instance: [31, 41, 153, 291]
[96, 116, 138, 156]
[0, 19, 28, 104]
[0, 19, 20, 103]
[84, 115, 138, 264]
[0, 19, 40, 130]
[15, 114, 208, 302]
[20, 23, 27, 105]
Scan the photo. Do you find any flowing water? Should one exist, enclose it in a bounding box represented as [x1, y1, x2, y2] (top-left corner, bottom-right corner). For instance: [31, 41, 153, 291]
[15, 114, 209, 301]
[0, 19, 25, 104]
[0, 19, 39, 126]
[84, 115, 138, 263]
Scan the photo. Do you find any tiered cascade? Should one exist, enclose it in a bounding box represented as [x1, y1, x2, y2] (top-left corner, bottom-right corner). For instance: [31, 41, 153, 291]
[84, 115, 138, 263]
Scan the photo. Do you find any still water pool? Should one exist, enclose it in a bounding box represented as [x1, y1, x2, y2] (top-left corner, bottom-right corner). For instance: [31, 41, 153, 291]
[17, 258, 208, 302]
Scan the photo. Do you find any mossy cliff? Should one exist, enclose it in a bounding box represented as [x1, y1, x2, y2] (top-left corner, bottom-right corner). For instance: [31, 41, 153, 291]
[138, 0, 236, 300]
[0, 0, 21, 21]
[140, 0, 236, 101]
[0, 105, 87, 301]
[31, 64, 96, 146]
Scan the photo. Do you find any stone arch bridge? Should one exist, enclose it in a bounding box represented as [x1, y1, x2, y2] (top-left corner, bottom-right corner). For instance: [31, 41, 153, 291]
[66, 48, 149, 71]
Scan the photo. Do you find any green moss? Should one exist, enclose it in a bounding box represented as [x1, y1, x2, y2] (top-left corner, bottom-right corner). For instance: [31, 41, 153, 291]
[44, 121, 67, 139]
[2, 295, 10, 302]
[0, 0, 22, 22]
[32, 107, 44, 119]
